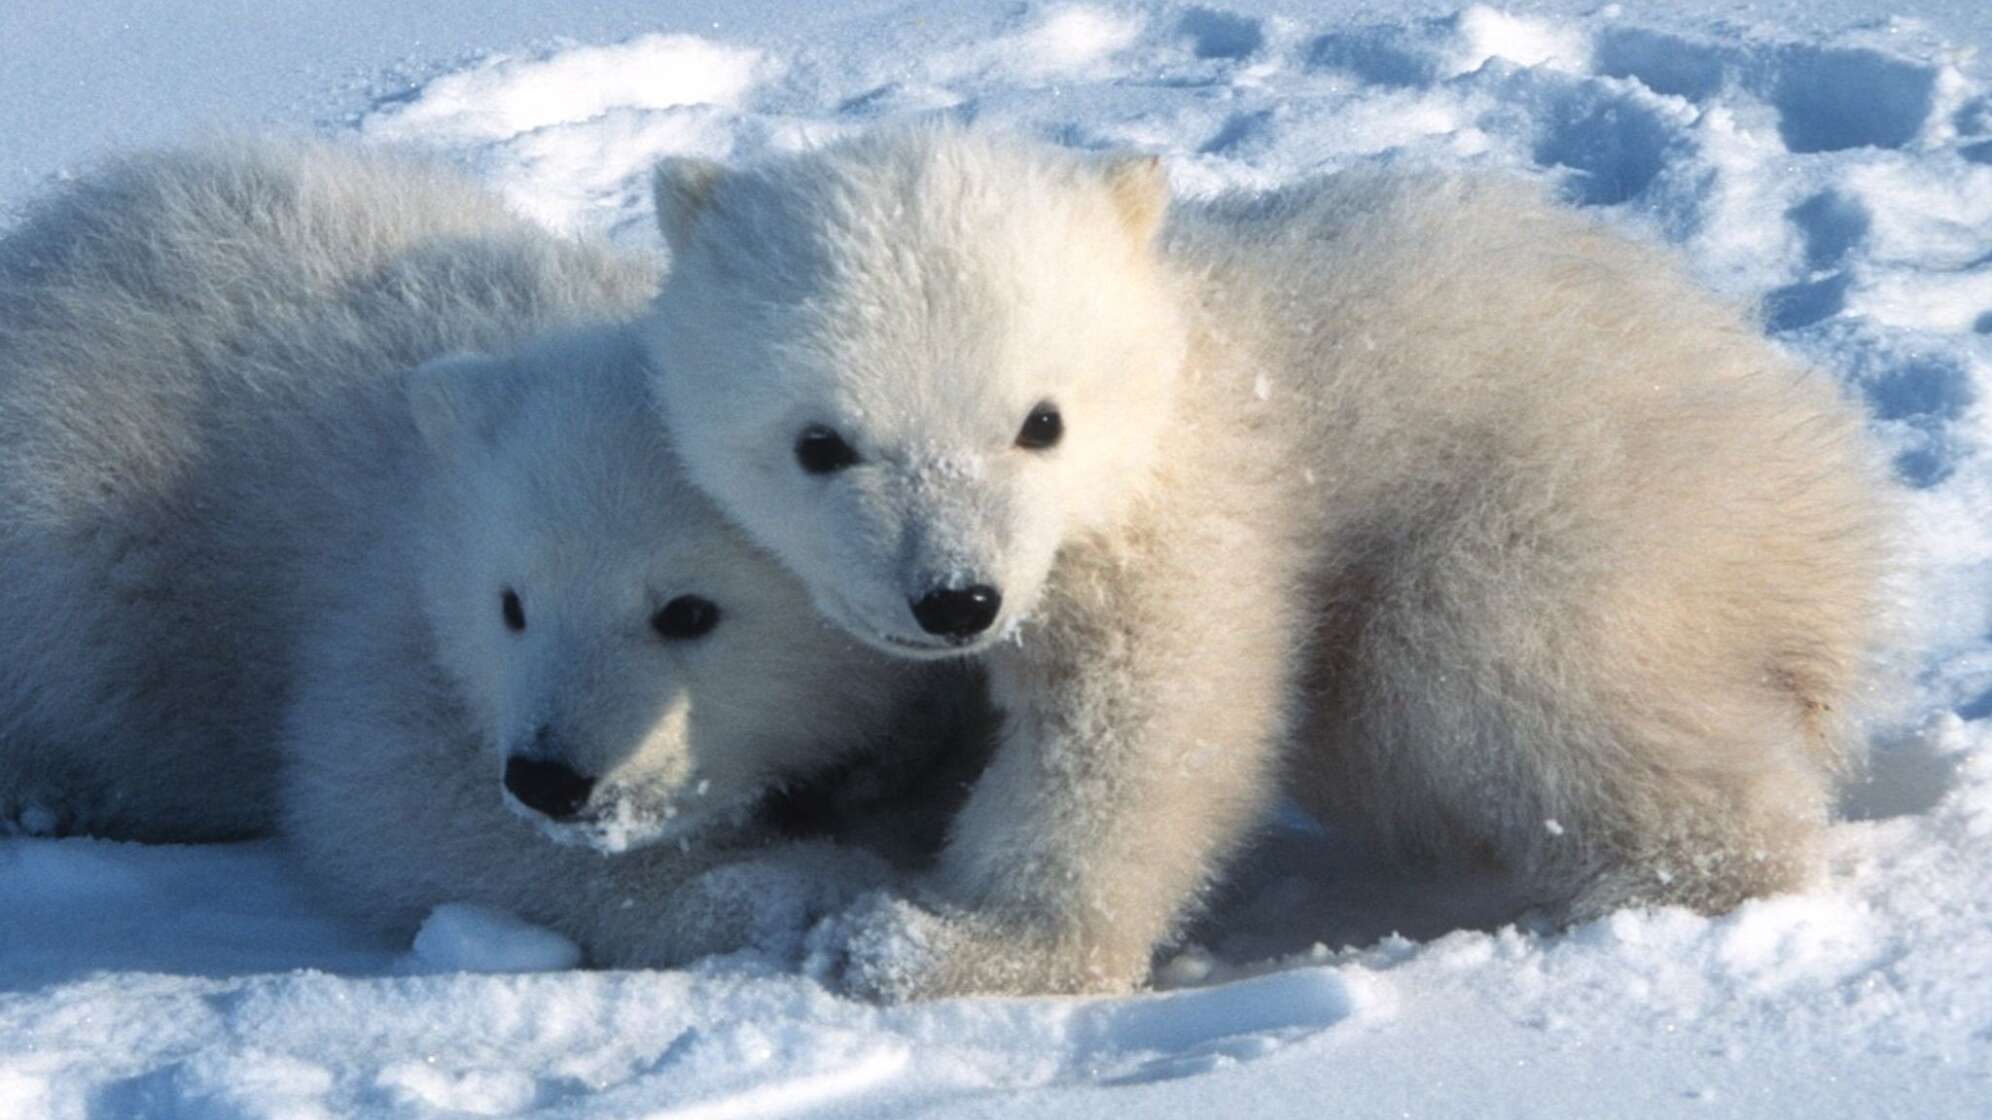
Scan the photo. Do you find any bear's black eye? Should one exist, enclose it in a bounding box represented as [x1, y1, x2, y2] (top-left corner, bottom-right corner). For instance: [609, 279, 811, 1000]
[501, 588, 526, 633]
[652, 595, 721, 641]
[795, 425, 860, 475]
[1015, 402, 1063, 450]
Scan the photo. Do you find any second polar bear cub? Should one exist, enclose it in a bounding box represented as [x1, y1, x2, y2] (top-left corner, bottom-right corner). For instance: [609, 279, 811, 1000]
[284, 327, 934, 965]
[0, 141, 932, 965]
[643, 125, 1887, 998]
[0, 139, 658, 840]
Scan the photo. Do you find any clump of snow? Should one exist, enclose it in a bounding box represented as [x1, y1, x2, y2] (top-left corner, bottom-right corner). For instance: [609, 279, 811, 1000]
[1446, 5, 1590, 76]
[358, 33, 770, 235]
[1014, 6, 1146, 76]
[468, 105, 739, 236]
[4, 1, 1992, 1116]
[917, 4, 1146, 87]
[0, 1072, 50, 1119]
[409, 904, 583, 974]
[375, 1061, 539, 1116]
[362, 34, 768, 145]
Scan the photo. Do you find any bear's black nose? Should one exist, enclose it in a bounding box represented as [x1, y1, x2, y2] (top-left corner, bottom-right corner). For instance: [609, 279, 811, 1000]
[910, 585, 1003, 639]
[503, 755, 596, 820]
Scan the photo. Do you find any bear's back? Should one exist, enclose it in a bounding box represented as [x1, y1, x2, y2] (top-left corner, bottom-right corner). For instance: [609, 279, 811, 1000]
[0, 140, 654, 524]
[0, 141, 657, 840]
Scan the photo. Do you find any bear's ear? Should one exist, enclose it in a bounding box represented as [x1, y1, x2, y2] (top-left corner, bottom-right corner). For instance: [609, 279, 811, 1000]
[652, 156, 727, 259]
[1100, 153, 1170, 246]
[406, 351, 516, 455]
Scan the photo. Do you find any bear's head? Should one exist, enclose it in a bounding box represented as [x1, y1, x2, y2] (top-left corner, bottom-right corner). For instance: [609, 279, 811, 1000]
[406, 327, 902, 852]
[642, 125, 1187, 658]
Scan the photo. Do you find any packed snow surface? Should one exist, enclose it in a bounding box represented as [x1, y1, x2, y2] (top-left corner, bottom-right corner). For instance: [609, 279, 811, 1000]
[3, 1, 1991, 1117]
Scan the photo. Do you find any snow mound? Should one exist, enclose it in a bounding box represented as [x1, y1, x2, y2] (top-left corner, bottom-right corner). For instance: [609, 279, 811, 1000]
[1005, 6, 1146, 78]
[361, 34, 768, 144]
[359, 33, 770, 235]
[409, 904, 583, 974]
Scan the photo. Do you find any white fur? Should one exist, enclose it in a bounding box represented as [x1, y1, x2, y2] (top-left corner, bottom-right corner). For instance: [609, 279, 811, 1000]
[0, 140, 654, 838]
[282, 328, 946, 964]
[642, 125, 1890, 998]
[645, 144, 1184, 653]
[0, 141, 948, 965]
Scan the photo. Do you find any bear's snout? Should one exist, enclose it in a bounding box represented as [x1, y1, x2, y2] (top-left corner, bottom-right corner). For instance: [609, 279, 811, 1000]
[503, 754, 596, 821]
[909, 584, 1002, 640]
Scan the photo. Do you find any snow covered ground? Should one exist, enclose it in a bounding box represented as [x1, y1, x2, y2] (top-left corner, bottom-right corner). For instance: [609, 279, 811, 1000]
[3, 1, 1991, 1116]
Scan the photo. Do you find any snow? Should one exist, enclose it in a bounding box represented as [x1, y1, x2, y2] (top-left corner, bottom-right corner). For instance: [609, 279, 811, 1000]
[359, 35, 769, 146]
[409, 906, 584, 975]
[3, 0, 1992, 1116]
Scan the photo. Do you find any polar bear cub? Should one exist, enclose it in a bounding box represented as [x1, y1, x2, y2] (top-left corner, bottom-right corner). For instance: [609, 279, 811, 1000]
[281, 328, 939, 965]
[0, 140, 655, 839]
[0, 142, 941, 966]
[642, 125, 1887, 998]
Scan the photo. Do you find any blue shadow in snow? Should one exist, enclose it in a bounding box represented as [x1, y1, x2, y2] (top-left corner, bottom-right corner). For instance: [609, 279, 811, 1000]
[1862, 354, 1975, 423]
[1772, 46, 1935, 153]
[1306, 25, 1439, 88]
[1787, 191, 1869, 271]
[1178, 7, 1266, 60]
[1535, 98, 1672, 206]
[1764, 272, 1851, 333]
[1593, 27, 1732, 101]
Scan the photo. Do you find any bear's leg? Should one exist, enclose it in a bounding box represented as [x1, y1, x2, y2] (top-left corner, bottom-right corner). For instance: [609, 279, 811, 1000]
[821, 514, 1303, 999]
[1292, 516, 1850, 923]
[1556, 756, 1830, 921]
